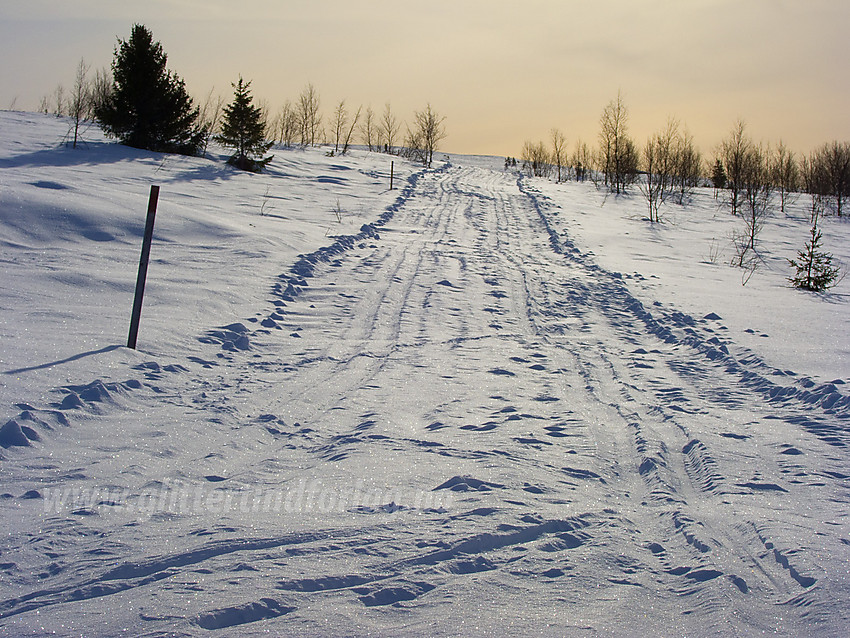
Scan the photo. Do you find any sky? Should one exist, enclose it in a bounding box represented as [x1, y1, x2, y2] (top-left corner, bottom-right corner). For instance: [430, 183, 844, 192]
[1, 0, 848, 157]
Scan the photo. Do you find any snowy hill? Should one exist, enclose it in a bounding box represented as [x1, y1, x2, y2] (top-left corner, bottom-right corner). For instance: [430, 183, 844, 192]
[1, 111, 849, 636]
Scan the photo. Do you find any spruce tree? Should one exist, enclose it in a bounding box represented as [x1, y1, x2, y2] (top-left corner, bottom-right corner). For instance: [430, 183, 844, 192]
[95, 24, 203, 155]
[217, 77, 273, 172]
[712, 158, 727, 198]
[789, 217, 841, 291]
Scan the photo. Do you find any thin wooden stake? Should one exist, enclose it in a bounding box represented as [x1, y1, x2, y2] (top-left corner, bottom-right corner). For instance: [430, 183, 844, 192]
[127, 185, 160, 350]
[390, 161, 394, 191]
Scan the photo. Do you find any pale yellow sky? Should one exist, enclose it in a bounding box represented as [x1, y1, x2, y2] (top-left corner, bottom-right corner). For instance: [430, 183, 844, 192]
[1, 0, 847, 157]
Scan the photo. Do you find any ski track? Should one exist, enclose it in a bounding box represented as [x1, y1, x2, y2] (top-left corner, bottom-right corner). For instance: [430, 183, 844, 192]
[2, 164, 849, 636]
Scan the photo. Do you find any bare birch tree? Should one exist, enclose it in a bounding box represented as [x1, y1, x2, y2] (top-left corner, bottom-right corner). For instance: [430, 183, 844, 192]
[52, 84, 67, 117]
[598, 91, 637, 193]
[673, 129, 702, 204]
[68, 58, 91, 148]
[550, 128, 566, 182]
[361, 105, 376, 151]
[412, 104, 446, 167]
[800, 151, 827, 222]
[379, 102, 400, 154]
[341, 105, 362, 155]
[770, 140, 798, 213]
[571, 139, 592, 182]
[89, 67, 112, 120]
[733, 143, 772, 271]
[521, 140, 551, 177]
[197, 88, 225, 156]
[720, 120, 751, 215]
[813, 141, 850, 217]
[331, 99, 348, 154]
[639, 118, 678, 222]
[275, 100, 299, 147]
[402, 127, 425, 164]
[297, 83, 321, 147]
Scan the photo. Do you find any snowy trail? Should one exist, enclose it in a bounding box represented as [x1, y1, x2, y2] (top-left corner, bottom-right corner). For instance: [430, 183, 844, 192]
[2, 162, 849, 636]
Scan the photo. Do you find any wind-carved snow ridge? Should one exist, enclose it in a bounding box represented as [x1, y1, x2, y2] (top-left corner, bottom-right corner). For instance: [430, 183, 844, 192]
[1, 379, 142, 451]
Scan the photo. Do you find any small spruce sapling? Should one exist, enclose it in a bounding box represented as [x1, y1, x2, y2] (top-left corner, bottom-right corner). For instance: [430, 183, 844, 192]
[711, 158, 727, 199]
[788, 213, 841, 291]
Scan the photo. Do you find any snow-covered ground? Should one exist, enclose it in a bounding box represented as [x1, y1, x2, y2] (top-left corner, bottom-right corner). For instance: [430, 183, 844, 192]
[1, 112, 848, 636]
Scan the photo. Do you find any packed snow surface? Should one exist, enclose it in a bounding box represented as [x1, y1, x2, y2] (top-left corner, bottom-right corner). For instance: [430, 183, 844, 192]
[1, 112, 849, 636]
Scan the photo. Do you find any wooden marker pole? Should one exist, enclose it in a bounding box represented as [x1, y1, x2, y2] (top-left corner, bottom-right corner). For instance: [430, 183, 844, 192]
[390, 161, 394, 191]
[127, 185, 160, 350]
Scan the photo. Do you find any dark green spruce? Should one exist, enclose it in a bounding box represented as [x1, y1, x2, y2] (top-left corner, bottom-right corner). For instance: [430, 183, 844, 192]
[217, 77, 273, 172]
[95, 24, 204, 155]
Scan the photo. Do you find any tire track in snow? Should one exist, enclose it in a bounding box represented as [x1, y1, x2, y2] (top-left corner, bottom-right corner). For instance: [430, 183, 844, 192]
[248, 167, 464, 431]
[255, 164, 849, 633]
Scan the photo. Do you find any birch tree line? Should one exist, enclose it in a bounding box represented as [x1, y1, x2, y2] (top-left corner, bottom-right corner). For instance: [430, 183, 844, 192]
[517, 92, 849, 224]
[268, 86, 446, 167]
